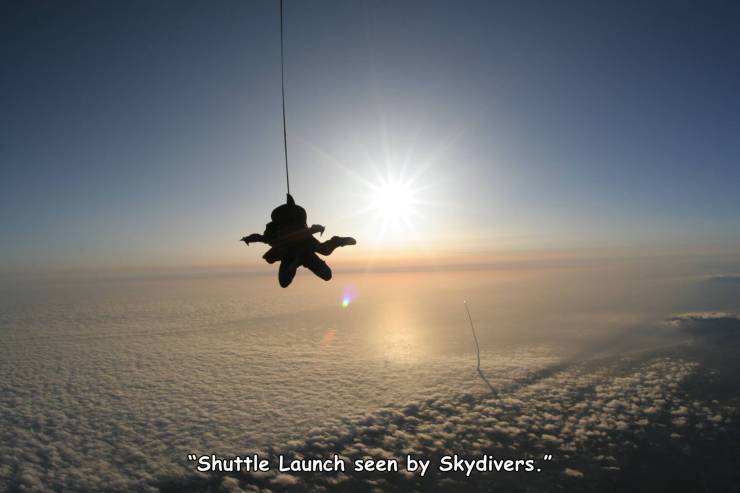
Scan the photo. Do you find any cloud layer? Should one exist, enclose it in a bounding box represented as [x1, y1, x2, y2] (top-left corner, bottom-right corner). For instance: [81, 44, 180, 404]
[2, 276, 738, 492]
[169, 355, 736, 492]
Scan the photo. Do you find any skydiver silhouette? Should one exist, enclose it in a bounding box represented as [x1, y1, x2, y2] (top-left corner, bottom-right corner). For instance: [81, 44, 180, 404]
[241, 194, 356, 287]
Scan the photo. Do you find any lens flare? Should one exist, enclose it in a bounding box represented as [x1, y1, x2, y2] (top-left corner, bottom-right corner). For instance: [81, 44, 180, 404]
[341, 284, 356, 308]
[320, 328, 336, 348]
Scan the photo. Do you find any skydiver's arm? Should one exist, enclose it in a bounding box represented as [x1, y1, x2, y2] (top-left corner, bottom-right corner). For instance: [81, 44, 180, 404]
[241, 233, 265, 245]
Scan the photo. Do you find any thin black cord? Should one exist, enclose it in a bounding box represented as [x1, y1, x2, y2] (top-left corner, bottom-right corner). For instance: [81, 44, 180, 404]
[280, 0, 290, 195]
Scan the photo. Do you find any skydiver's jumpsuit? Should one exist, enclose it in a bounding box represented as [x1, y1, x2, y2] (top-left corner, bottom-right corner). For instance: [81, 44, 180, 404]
[262, 195, 347, 287]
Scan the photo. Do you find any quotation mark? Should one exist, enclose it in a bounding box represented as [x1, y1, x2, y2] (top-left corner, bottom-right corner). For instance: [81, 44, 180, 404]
[187, 454, 197, 461]
[537, 454, 553, 472]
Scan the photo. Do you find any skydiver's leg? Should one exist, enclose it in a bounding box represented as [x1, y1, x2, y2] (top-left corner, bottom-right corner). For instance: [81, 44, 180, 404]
[302, 252, 332, 281]
[278, 256, 300, 288]
[315, 236, 357, 256]
[263, 247, 281, 264]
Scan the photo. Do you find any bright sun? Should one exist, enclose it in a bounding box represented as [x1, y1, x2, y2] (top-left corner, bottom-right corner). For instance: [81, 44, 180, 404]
[346, 162, 430, 244]
[369, 178, 417, 224]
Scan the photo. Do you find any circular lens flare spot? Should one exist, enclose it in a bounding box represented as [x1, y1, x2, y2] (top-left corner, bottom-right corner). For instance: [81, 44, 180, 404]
[342, 284, 356, 308]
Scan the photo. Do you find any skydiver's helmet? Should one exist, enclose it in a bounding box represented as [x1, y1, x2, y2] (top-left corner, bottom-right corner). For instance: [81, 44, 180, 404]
[270, 194, 307, 227]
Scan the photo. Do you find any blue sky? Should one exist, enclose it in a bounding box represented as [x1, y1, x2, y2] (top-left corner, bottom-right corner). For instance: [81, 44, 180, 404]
[1, 0, 739, 271]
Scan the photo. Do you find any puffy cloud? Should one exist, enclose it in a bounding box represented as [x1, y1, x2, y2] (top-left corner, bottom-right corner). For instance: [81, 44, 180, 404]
[564, 468, 584, 478]
[270, 474, 300, 487]
[667, 312, 740, 340]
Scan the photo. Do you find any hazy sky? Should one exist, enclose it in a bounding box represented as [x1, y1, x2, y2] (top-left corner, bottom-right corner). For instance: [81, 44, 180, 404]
[2, 0, 739, 271]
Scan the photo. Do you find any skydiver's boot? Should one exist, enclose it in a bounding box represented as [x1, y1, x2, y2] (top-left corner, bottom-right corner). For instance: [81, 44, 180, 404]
[278, 256, 301, 287]
[316, 236, 357, 256]
[302, 253, 332, 281]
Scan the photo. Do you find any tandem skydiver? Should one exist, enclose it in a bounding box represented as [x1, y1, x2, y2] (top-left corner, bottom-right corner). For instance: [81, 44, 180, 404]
[241, 194, 356, 287]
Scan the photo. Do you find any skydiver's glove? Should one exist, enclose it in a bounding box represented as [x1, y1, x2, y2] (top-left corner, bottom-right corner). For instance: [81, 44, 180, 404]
[310, 224, 325, 236]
